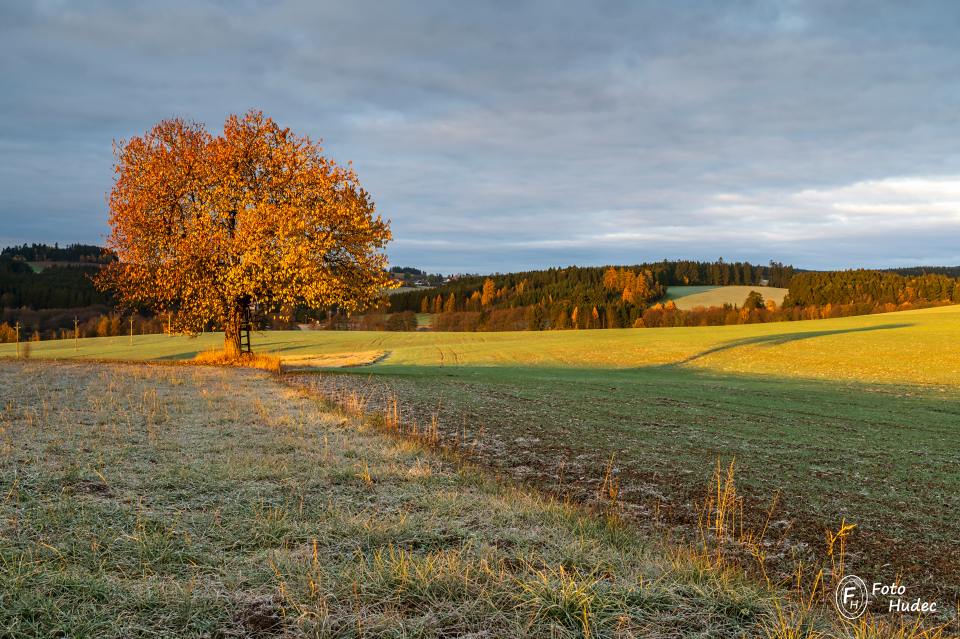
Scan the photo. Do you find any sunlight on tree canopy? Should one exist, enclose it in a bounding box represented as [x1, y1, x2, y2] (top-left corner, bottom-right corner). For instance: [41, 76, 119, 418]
[97, 111, 393, 356]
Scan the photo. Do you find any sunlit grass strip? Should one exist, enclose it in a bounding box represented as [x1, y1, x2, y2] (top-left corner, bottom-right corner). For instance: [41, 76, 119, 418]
[4, 303, 960, 386]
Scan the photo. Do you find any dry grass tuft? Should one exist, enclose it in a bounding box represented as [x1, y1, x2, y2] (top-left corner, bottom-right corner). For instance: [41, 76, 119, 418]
[846, 614, 955, 639]
[193, 348, 282, 373]
[762, 602, 825, 639]
[280, 350, 386, 369]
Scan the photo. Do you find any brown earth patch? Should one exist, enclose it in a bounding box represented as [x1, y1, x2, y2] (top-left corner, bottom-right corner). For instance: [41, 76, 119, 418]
[67, 479, 114, 497]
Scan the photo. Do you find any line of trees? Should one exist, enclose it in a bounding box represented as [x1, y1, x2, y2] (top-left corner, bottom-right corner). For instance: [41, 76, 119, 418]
[379, 263, 960, 332]
[312, 311, 418, 331]
[639, 297, 949, 329]
[383, 260, 793, 332]
[390, 259, 792, 318]
[644, 259, 795, 288]
[398, 266, 664, 330]
[0, 243, 113, 264]
[8, 245, 960, 337]
[0, 257, 110, 308]
[882, 266, 960, 278]
[0, 309, 167, 343]
[783, 270, 960, 307]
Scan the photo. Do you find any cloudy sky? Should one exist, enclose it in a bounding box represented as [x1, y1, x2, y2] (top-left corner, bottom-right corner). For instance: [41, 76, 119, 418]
[2, 1, 959, 273]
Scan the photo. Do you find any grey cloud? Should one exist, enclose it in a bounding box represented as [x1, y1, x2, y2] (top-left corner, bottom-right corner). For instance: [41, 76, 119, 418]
[2, 0, 960, 272]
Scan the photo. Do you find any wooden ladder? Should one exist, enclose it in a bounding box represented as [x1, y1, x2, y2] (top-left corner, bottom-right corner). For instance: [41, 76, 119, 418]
[240, 304, 252, 354]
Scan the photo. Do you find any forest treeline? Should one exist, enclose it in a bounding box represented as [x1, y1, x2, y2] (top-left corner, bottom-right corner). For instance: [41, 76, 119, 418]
[0, 308, 167, 343]
[382, 262, 960, 332]
[884, 266, 960, 278]
[0, 244, 117, 341]
[390, 259, 792, 313]
[1, 243, 113, 264]
[393, 266, 663, 329]
[384, 260, 789, 331]
[0, 258, 110, 309]
[5, 245, 960, 339]
[783, 270, 960, 306]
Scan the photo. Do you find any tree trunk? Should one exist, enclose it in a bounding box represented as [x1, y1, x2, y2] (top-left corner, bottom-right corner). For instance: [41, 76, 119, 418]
[223, 307, 243, 359]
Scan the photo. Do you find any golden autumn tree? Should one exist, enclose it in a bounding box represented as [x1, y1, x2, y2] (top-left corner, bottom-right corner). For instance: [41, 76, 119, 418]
[602, 267, 619, 290]
[443, 293, 457, 313]
[480, 278, 496, 306]
[97, 111, 393, 357]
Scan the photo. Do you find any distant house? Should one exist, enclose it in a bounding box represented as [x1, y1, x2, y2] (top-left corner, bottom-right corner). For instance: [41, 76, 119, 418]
[759, 279, 769, 286]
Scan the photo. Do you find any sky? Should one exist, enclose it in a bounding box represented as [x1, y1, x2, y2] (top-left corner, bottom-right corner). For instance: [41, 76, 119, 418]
[1, 1, 959, 274]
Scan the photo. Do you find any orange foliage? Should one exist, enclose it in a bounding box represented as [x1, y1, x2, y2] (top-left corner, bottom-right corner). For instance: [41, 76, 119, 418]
[480, 278, 496, 307]
[97, 111, 392, 356]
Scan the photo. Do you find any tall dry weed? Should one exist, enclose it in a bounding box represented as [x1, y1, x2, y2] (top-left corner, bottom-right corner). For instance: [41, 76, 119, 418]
[193, 349, 281, 374]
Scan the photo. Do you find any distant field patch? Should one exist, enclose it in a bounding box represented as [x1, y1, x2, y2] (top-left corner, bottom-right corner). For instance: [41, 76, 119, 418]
[661, 285, 719, 301]
[667, 285, 788, 310]
[388, 286, 432, 295]
[26, 260, 102, 273]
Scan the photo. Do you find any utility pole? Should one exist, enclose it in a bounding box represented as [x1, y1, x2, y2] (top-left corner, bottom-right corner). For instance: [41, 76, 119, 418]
[129, 316, 134, 346]
[73, 317, 79, 352]
[14, 322, 20, 359]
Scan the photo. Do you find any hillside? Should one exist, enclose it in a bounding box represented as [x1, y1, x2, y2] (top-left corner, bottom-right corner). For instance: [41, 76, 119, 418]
[385, 260, 792, 331]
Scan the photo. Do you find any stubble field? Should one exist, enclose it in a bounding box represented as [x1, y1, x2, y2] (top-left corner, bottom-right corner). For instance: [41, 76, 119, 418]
[1, 360, 835, 638]
[3, 305, 960, 622]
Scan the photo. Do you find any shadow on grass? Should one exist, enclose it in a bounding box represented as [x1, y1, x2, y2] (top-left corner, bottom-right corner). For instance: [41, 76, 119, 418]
[155, 351, 205, 360]
[671, 322, 913, 365]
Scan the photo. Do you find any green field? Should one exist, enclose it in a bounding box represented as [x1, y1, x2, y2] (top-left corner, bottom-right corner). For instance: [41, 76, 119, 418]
[664, 285, 789, 310]
[415, 312, 433, 328]
[661, 284, 720, 301]
[5, 304, 959, 386]
[4, 306, 960, 601]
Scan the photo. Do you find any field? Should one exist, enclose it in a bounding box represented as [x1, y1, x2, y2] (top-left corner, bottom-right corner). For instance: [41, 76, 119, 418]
[6, 304, 959, 385]
[2, 361, 825, 637]
[3, 305, 960, 627]
[662, 285, 720, 301]
[664, 285, 789, 310]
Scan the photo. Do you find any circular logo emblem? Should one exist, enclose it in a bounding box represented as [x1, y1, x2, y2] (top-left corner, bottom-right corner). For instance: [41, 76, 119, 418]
[835, 574, 869, 620]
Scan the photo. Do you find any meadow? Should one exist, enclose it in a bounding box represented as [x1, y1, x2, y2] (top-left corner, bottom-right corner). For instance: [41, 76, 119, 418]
[3, 305, 960, 632]
[663, 285, 789, 310]
[5, 303, 959, 386]
[0, 361, 841, 638]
